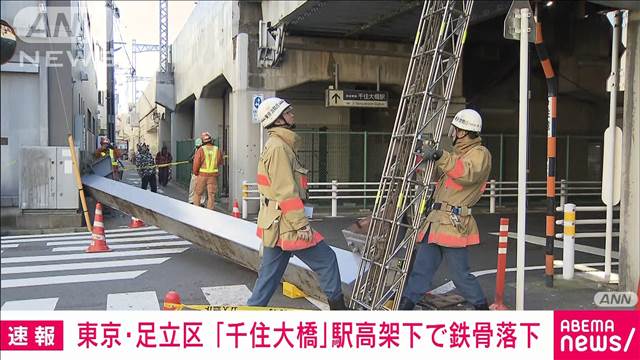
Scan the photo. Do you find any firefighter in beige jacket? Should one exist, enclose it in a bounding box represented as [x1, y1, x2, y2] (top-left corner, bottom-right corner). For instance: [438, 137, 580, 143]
[399, 109, 491, 310]
[247, 97, 346, 310]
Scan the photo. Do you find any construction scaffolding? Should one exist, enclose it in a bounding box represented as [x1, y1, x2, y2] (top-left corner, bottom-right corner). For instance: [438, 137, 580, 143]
[350, 0, 474, 310]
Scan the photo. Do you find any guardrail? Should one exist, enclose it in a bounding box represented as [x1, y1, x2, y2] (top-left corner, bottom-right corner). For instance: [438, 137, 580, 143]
[555, 204, 619, 283]
[240, 179, 602, 219]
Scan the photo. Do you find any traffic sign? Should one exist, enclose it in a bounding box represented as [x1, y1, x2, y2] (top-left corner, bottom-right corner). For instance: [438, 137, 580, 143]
[325, 89, 388, 108]
[252, 94, 263, 124]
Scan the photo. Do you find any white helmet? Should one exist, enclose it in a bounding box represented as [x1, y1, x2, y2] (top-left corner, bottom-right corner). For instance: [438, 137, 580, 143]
[451, 109, 482, 133]
[257, 97, 290, 129]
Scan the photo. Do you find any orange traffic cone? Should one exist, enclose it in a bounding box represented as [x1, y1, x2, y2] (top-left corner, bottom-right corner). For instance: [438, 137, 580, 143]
[86, 203, 111, 253]
[129, 216, 145, 228]
[162, 290, 182, 310]
[232, 199, 241, 218]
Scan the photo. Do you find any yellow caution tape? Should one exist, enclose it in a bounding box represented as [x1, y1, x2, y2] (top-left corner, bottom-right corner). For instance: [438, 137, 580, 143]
[375, 189, 382, 207]
[163, 302, 297, 311]
[462, 30, 468, 44]
[439, 22, 446, 36]
[121, 160, 191, 171]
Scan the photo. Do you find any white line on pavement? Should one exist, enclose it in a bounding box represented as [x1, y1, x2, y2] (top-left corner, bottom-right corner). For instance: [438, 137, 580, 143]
[1, 244, 19, 248]
[1, 298, 59, 310]
[1, 248, 190, 264]
[2, 230, 168, 244]
[1, 257, 171, 275]
[52, 241, 192, 252]
[0, 226, 159, 240]
[202, 285, 253, 306]
[429, 261, 619, 294]
[46, 234, 178, 246]
[1, 270, 147, 288]
[107, 291, 160, 310]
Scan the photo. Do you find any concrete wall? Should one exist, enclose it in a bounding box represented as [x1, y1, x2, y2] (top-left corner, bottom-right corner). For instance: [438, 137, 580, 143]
[194, 97, 224, 143]
[172, 1, 239, 104]
[263, 36, 411, 91]
[260, 0, 307, 26]
[619, 10, 640, 293]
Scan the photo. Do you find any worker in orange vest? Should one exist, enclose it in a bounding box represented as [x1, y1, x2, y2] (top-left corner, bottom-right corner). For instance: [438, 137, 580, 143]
[399, 109, 491, 310]
[192, 132, 223, 210]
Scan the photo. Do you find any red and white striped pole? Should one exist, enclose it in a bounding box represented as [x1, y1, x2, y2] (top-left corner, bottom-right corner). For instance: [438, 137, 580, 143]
[490, 218, 509, 310]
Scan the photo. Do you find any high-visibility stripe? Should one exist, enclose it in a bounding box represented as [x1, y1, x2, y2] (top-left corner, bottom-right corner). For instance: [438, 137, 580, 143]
[276, 231, 324, 251]
[257, 174, 271, 186]
[447, 159, 465, 179]
[479, 181, 487, 194]
[498, 248, 507, 254]
[200, 146, 219, 174]
[500, 225, 509, 232]
[428, 232, 480, 247]
[546, 216, 555, 236]
[94, 221, 104, 228]
[547, 177, 556, 197]
[279, 198, 304, 213]
[256, 227, 263, 239]
[500, 218, 509, 225]
[419, 195, 427, 215]
[444, 177, 463, 191]
[109, 149, 117, 166]
[551, 97, 557, 118]
[564, 227, 576, 236]
[300, 175, 308, 189]
[564, 212, 576, 221]
[498, 242, 508, 248]
[396, 193, 404, 209]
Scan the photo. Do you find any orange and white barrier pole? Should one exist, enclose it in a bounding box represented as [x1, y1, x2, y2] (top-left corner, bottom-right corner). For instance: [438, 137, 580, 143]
[490, 218, 509, 310]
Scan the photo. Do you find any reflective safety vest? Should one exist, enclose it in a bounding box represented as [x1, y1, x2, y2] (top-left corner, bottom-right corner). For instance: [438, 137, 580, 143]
[199, 146, 219, 174]
[101, 149, 118, 166]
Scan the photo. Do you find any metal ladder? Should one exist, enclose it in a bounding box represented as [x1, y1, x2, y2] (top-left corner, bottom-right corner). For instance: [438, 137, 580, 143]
[350, 0, 474, 310]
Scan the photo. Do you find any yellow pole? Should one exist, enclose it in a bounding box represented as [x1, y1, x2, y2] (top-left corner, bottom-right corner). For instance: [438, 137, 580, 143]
[67, 134, 92, 232]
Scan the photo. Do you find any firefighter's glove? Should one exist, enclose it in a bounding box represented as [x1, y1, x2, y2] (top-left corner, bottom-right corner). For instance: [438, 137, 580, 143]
[297, 225, 313, 242]
[423, 146, 443, 161]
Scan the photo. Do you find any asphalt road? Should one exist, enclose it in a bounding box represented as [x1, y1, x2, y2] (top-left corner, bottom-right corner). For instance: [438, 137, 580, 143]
[1, 168, 618, 311]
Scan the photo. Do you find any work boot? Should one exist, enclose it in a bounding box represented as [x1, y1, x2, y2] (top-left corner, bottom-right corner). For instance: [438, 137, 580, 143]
[397, 297, 416, 310]
[473, 302, 490, 310]
[328, 295, 348, 310]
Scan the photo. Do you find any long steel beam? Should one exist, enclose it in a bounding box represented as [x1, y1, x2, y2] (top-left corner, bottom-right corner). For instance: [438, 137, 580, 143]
[82, 174, 359, 302]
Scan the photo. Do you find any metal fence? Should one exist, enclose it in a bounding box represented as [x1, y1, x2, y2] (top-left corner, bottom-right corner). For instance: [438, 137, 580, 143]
[241, 179, 602, 218]
[294, 130, 602, 185]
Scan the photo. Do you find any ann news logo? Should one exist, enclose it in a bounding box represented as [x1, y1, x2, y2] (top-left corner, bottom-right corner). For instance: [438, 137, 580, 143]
[594, 291, 638, 308]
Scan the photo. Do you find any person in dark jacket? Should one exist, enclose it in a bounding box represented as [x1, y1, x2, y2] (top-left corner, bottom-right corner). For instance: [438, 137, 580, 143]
[136, 144, 157, 192]
[156, 145, 172, 186]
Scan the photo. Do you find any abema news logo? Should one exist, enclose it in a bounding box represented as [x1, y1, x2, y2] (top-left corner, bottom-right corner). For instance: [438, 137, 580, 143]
[554, 311, 639, 360]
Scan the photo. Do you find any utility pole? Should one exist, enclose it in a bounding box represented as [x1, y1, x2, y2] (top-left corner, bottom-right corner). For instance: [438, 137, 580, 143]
[106, 0, 116, 142]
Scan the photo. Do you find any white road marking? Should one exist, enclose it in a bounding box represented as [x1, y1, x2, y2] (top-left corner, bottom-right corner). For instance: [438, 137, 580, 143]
[430, 261, 619, 294]
[305, 297, 329, 311]
[1, 270, 147, 288]
[1, 257, 171, 275]
[1, 298, 59, 310]
[3, 230, 169, 244]
[0, 226, 159, 240]
[52, 240, 191, 252]
[1, 248, 190, 264]
[107, 291, 160, 310]
[1, 244, 19, 248]
[489, 232, 620, 259]
[46, 234, 178, 246]
[202, 285, 253, 306]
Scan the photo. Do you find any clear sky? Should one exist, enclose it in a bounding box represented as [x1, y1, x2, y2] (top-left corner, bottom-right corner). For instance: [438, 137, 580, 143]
[87, 0, 196, 114]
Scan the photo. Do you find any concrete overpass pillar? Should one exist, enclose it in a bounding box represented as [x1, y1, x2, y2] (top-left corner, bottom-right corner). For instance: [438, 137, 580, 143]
[194, 97, 223, 144]
[158, 111, 172, 150]
[619, 10, 639, 293]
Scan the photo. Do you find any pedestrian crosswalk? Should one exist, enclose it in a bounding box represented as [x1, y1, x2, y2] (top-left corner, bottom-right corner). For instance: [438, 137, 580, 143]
[1, 226, 327, 311]
[0, 226, 190, 290]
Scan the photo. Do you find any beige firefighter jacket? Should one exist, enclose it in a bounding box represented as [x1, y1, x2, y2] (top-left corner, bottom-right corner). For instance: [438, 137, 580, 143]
[255, 127, 322, 250]
[417, 136, 491, 247]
